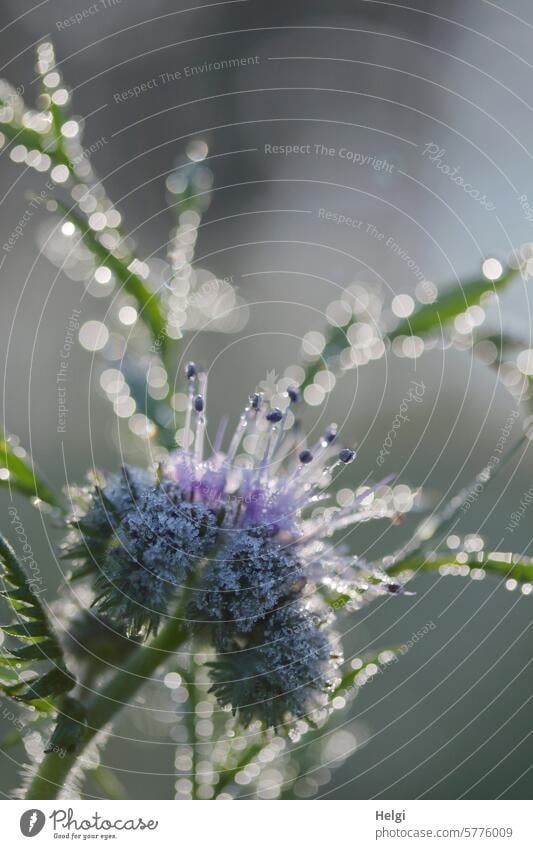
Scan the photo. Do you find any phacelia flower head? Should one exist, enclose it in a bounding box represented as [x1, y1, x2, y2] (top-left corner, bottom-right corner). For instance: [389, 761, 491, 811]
[208, 606, 334, 728]
[194, 526, 305, 643]
[62, 465, 154, 570]
[64, 364, 403, 726]
[95, 481, 219, 635]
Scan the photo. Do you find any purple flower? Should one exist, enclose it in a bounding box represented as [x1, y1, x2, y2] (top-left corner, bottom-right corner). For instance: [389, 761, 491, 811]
[64, 364, 402, 725]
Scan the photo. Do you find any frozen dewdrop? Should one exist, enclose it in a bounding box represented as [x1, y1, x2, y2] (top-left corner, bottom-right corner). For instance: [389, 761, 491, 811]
[186, 139, 208, 162]
[51, 89, 69, 106]
[303, 384, 325, 406]
[392, 293, 415, 318]
[88, 212, 106, 231]
[482, 258, 503, 280]
[118, 305, 138, 326]
[51, 164, 69, 183]
[61, 120, 80, 138]
[79, 320, 109, 351]
[10, 144, 27, 163]
[302, 331, 326, 357]
[94, 266, 111, 284]
[517, 349, 533, 376]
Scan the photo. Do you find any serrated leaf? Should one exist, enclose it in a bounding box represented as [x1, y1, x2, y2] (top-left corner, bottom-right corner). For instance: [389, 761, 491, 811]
[0, 535, 56, 639]
[0, 534, 32, 590]
[1, 585, 37, 604]
[2, 622, 50, 640]
[3, 679, 33, 698]
[0, 661, 25, 685]
[5, 640, 63, 663]
[0, 532, 77, 713]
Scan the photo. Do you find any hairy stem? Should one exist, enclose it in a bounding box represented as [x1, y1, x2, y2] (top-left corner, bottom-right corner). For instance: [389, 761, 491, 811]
[24, 599, 190, 800]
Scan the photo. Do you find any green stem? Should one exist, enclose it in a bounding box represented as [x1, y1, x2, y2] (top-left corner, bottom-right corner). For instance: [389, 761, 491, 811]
[24, 600, 190, 800]
[185, 666, 199, 801]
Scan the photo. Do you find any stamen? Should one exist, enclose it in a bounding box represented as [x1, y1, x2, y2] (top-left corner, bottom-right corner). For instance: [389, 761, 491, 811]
[324, 474, 396, 533]
[338, 448, 356, 464]
[213, 416, 228, 454]
[322, 425, 338, 446]
[286, 425, 340, 492]
[225, 393, 263, 466]
[183, 362, 197, 451]
[294, 476, 395, 550]
[266, 408, 283, 424]
[253, 405, 287, 483]
[294, 447, 358, 502]
[194, 371, 207, 463]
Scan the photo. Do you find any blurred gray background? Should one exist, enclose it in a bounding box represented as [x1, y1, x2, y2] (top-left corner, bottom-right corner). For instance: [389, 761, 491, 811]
[0, 0, 532, 799]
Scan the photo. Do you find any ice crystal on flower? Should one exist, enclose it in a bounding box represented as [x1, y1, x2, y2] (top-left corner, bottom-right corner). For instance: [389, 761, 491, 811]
[63, 465, 154, 567]
[208, 606, 334, 728]
[195, 527, 305, 639]
[96, 481, 218, 635]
